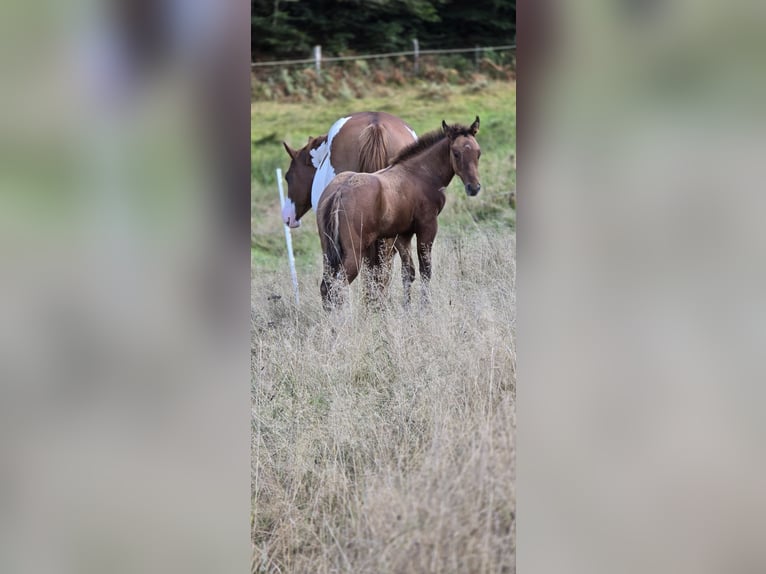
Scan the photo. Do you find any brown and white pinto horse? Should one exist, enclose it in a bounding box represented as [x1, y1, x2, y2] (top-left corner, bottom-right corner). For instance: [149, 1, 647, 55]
[282, 111, 417, 297]
[317, 117, 481, 308]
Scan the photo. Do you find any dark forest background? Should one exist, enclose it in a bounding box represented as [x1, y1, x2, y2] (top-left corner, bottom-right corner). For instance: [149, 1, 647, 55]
[252, 0, 516, 60]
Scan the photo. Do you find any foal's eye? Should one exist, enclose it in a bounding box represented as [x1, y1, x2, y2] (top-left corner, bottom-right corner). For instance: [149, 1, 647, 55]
[453, 150, 460, 159]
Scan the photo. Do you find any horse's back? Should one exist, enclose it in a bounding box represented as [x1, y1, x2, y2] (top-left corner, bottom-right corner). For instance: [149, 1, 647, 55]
[332, 112, 417, 172]
[327, 170, 380, 196]
[311, 113, 411, 209]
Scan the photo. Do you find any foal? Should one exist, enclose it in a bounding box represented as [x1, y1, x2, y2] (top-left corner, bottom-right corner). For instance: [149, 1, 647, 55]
[317, 117, 481, 308]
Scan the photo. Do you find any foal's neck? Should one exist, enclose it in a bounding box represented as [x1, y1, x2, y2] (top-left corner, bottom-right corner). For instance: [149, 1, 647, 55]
[404, 137, 454, 189]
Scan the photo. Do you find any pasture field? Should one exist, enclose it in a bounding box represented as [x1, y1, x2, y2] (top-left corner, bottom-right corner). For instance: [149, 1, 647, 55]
[251, 79, 515, 270]
[252, 79, 516, 572]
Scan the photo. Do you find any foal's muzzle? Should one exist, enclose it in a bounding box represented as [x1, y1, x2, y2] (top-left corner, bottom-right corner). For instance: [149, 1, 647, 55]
[465, 183, 481, 196]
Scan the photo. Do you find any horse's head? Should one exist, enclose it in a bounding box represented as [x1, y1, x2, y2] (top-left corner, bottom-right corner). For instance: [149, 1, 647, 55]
[282, 136, 326, 227]
[443, 117, 481, 196]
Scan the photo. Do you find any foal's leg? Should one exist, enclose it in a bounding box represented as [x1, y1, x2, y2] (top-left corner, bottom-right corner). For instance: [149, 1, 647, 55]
[416, 226, 437, 305]
[363, 239, 394, 306]
[343, 251, 361, 286]
[320, 230, 360, 310]
[396, 234, 416, 307]
[376, 238, 396, 297]
[320, 259, 341, 310]
[361, 242, 379, 305]
[320, 255, 360, 311]
[394, 235, 410, 286]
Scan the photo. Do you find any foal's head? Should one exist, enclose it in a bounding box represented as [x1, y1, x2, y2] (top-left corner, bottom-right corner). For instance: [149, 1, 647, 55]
[442, 117, 482, 196]
[282, 136, 325, 227]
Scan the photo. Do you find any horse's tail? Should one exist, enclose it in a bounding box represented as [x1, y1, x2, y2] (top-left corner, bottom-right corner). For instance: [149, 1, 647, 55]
[357, 123, 389, 173]
[319, 190, 344, 272]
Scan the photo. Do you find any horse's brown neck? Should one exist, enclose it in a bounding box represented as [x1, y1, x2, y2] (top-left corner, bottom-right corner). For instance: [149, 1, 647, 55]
[398, 136, 455, 192]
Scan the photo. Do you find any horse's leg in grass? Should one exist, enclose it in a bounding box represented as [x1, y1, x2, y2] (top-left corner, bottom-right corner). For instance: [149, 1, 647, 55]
[321, 260, 357, 310]
[343, 255, 360, 308]
[416, 225, 437, 305]
[320, 268, 334, 311]
[363, 239, 394, 306]
[361, 243, 378, 305]
[320, 257, 343, 311]
[393, 236, 410, 292]
[376, 238, 396, 298]
[397, 234, 416, 307]
[320, 240, 353, 310]
[343, 253, 361, 285]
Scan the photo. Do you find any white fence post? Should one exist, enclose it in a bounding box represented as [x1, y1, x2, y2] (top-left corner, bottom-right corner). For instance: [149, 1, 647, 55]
[412, 38, 419, 75]
[314, 45, 322, 72]
[276, 168, 300, 305]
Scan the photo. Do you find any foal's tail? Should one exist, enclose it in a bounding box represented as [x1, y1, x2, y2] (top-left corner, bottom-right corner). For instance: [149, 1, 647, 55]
[319, 191, 344, 272]
[358, 123, 389, 173]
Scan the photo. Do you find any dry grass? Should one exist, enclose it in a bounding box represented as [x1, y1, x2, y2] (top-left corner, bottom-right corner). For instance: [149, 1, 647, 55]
[252, 229, 515, 573]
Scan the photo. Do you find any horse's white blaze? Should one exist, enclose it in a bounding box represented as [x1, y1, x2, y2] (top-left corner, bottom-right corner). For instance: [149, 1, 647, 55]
[281, 197, 300, 228]
[405, 126, 418, 141]
[311, 115, 351, 211]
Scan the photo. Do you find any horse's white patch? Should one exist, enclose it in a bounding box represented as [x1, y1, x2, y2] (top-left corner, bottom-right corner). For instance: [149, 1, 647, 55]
[311, 161, 336, 212]
[309, 139, 329, 169]
[327, 115, 352, 145]
[405, 126, 418, 141]
[281, 197, 300, 228]
[311, 115, 351, 211]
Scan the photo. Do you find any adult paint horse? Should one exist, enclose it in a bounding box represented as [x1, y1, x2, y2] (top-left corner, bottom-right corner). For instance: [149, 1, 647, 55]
[317, 117, 481, 308]
[281, 111, 418, 296]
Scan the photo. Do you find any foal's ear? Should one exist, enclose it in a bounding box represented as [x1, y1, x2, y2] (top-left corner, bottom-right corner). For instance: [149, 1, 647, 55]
[283, 141, 297, 160]
[442, 120, 449, 132]
[470, 116, 480, 135]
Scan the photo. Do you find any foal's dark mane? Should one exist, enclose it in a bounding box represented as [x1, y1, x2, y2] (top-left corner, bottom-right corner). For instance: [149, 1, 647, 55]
[390, 123, 475, 165]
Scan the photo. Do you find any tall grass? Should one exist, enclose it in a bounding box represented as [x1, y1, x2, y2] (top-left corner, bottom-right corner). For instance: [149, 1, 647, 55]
[252, 229, 515, 573]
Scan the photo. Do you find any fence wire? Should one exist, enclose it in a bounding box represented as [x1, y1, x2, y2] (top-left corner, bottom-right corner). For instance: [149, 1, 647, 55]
[251, 44, 516, 68]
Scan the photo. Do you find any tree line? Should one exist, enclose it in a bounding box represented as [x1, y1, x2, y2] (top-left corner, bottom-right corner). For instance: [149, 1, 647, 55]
[252, 0, 516, 61]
